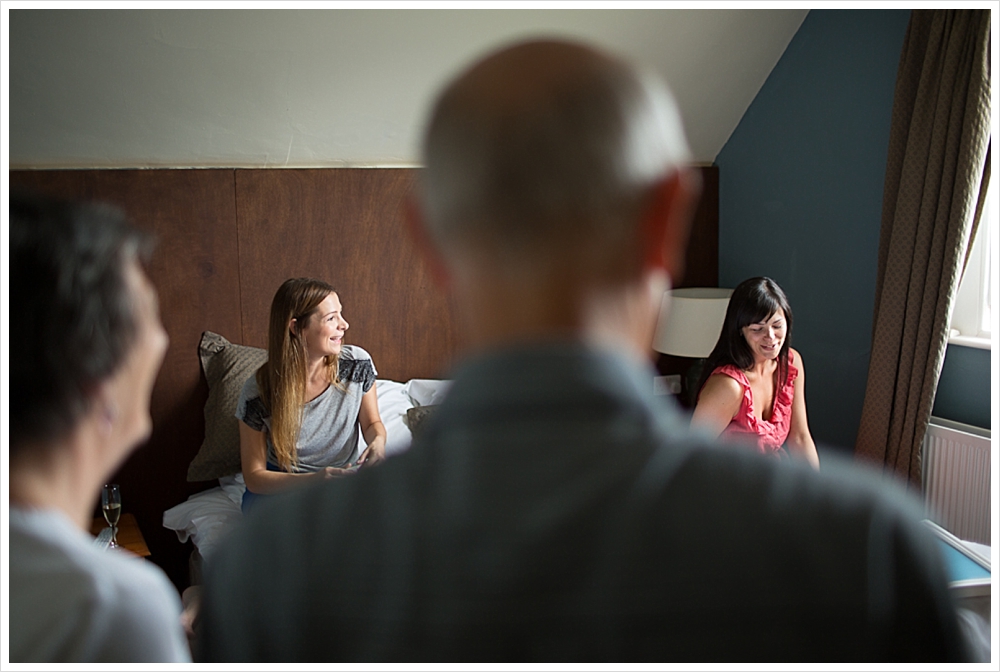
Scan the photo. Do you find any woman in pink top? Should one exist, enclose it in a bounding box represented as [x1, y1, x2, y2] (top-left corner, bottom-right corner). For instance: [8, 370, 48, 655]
[691, 277, 819, 468]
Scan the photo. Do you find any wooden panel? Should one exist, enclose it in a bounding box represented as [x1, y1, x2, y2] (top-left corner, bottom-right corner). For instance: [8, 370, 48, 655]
[677, 165, 720, 289]
[9, 165, 718, 590]
[236, 169, 458, 381]
[10, 169, 242, 590]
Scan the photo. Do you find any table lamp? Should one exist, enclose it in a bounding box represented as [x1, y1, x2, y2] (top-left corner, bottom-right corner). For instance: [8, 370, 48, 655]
[652, 287, 733, 405]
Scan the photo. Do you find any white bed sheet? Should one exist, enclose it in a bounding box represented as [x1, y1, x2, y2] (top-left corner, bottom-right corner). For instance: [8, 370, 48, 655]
[161, 485, 242, 560]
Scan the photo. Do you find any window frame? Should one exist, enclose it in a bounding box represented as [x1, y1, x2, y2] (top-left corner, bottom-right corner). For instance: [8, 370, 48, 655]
[948, 182, 994, 350]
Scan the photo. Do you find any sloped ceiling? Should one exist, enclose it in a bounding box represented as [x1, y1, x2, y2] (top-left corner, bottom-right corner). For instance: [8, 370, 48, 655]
[8, 9, 808, 168]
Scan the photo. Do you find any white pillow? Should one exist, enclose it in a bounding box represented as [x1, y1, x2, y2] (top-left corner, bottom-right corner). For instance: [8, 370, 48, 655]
[359, 379, 413, 457]
[404, 378, 453, 407]
[218, 473, 246, 506]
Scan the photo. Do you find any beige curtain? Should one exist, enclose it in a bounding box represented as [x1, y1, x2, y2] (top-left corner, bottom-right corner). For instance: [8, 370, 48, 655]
[854, 9, 991, 487]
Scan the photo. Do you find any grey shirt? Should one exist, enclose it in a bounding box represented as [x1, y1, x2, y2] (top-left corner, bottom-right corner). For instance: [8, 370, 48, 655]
[201, 342, 966, 662]
[236, 344, 377, 470]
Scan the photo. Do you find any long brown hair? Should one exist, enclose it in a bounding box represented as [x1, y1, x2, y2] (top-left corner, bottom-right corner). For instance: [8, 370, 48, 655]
[256, 278, 338, 471]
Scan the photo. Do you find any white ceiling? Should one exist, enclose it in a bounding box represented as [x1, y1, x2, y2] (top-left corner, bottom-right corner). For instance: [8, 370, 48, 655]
[8, 8, 808, 168]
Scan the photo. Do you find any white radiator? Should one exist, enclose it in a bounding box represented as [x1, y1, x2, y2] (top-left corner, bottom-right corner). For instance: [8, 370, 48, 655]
[922, 417, 992, 545]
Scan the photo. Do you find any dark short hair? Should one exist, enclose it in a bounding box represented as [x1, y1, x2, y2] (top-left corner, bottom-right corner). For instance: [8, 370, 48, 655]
[10, 194, 154, 450]
[696, 277, 794, 399]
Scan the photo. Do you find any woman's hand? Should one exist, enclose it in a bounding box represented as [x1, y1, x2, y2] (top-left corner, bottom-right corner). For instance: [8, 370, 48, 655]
[356, 435, 386, 469]
[316, 465, 356, 479]
[241, 422, 356, 491]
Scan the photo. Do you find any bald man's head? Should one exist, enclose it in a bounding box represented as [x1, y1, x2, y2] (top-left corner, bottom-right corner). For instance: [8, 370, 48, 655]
[418, 39, 691, 276]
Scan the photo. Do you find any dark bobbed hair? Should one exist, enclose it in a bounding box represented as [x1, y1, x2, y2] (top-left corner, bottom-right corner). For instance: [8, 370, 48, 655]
[10, 193, 153, 451]
[695, 277, 794, 401]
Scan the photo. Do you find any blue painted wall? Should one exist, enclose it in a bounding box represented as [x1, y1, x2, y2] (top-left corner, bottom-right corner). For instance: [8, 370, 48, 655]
[714, 9, 911, 452]
[932, 345, 991, 429]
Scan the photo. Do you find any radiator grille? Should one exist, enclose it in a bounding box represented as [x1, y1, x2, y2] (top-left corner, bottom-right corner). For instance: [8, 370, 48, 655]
[922, 418, 992, 545]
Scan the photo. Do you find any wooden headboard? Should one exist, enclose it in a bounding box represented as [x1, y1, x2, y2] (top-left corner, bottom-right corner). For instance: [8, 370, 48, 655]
[10, 166, 716, 590]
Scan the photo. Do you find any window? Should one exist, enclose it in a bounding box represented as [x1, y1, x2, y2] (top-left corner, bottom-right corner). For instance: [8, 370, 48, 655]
[949, 182, 994, 348]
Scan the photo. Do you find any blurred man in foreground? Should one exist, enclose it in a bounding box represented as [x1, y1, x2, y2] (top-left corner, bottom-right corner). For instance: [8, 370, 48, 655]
[198, 39, 966, 661]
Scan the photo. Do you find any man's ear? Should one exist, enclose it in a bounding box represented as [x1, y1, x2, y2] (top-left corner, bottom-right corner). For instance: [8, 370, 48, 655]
[640, 167, 701, 284]
[403, 195, 452, 290]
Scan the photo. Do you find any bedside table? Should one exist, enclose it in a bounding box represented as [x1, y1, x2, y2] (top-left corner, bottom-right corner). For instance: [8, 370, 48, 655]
[90, 512, 151, 558]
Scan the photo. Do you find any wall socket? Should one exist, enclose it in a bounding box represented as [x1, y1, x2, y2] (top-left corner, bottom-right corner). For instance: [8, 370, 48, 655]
[654, 374, 682, 396]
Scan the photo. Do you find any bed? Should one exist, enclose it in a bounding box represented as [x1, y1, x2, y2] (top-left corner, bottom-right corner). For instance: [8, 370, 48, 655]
[162, 331, 451, 581]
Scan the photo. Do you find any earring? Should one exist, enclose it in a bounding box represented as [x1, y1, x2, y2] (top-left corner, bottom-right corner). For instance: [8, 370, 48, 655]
[101, 403, 119, 436]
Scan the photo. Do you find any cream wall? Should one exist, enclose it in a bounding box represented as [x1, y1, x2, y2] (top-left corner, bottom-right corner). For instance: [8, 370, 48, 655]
[8, 8, 807, 168]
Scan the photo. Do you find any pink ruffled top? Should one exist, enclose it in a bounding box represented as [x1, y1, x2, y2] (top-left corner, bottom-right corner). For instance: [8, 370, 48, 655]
[711, 351, 798, 455]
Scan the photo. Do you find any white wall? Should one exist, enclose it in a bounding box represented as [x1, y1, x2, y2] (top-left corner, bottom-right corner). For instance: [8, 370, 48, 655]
[8, 8, 807, 168]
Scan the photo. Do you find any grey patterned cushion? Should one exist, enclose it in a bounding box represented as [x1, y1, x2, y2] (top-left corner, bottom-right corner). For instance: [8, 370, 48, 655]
[405, 404, 439, 439]
[187, 331, 268, 482]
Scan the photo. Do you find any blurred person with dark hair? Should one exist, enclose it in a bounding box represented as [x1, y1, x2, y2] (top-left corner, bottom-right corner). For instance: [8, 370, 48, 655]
[9, 195, 190, 662]
[198, 40, 966, 661]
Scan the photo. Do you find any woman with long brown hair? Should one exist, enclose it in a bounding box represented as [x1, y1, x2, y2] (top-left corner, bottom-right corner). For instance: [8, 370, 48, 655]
[237, 278, 386, 512]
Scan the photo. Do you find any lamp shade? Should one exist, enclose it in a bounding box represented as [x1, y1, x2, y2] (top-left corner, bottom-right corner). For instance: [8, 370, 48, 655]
[652, 287, 733, 358]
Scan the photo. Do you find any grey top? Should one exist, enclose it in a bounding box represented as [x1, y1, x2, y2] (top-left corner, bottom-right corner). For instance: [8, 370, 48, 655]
[201, 342, 966, 662]
[9, 507, 191, 663]
[236, 344, 377, 471]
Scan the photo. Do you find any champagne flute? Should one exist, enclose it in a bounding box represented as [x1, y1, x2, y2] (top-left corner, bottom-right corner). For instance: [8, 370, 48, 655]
[101, 484, 121, 549]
